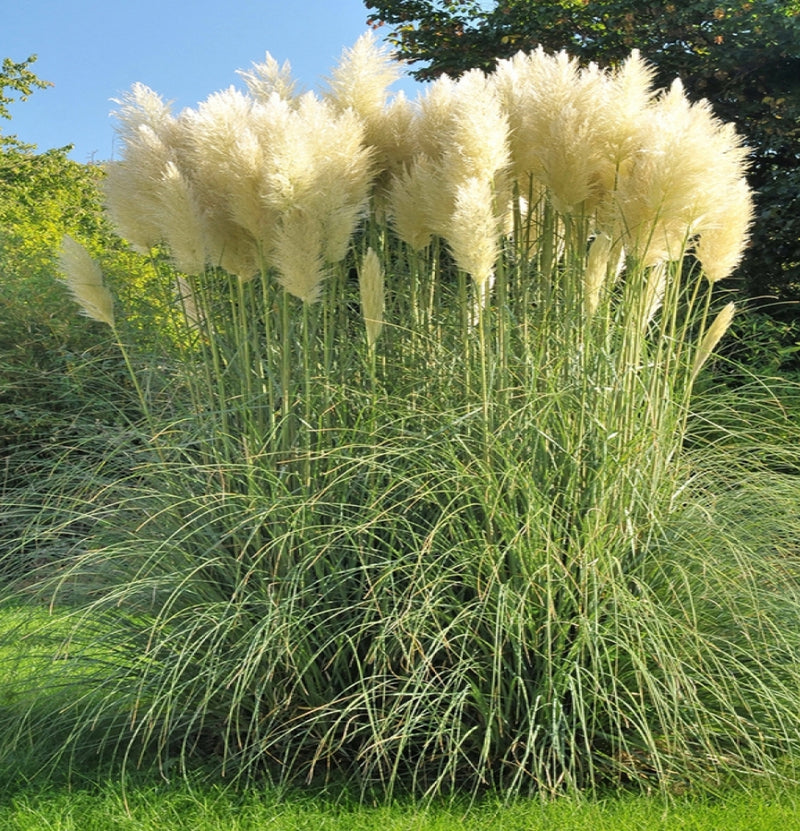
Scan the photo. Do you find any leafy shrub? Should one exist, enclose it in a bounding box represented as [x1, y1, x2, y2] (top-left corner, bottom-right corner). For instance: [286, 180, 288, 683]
[715, 308, 800, 376]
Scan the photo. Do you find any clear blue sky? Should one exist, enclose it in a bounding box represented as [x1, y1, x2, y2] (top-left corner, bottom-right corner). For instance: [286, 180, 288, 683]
[3, 0, 419, 163]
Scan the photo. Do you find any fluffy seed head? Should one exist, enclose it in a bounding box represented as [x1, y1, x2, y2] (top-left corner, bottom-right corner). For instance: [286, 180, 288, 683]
[182, 86, 280, 258]
[594, 50, 658, 180]
[641, 261, 668, 330]
[692, 301, 735, 381]
[387, 67, 510, 252]
[358, 246, 385, 350]
[58, 235, 115, 327]
[607, 80, 752, 271]
[693, 164, 754, 284]
[105, 83, 180, 252]
[324, 31, 401, 123]
[448, 177, 502, 289]
[271, 209, 327, 304]
[364, 91, 419, 217]
[418, 69, 510, 196]
[386, 160, 437, 251]
[583, 232, 622, 317]
[492, 49, 606, 214]
[237, 53, 298, 102]
[156, 161, 208, 274]
[258, 93, 372, 266]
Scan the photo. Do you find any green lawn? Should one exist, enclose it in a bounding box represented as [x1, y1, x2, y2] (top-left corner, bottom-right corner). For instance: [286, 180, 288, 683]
[1, 778, 798, 831]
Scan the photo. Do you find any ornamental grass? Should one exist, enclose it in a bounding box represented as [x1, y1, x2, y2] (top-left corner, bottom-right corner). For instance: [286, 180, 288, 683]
[3, 33, 800, 801]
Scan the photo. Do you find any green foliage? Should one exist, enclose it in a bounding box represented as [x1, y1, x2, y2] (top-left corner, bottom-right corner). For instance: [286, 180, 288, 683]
[0, 147, 188, 467]
[367, 1, 800, 85]
[0, 145, 119, 456]
[715, 308, 800, 375]
[4, 368, 800, 799]
[365, 0, 800, 306]
[0, 55, 51, 136]
[5, 206, 800, 800]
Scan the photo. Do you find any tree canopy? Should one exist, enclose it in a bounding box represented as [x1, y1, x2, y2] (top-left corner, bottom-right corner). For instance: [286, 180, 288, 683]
[366, 0, 800, 306]
[367, 1, 800, 84]
[1, 55, 52, 150]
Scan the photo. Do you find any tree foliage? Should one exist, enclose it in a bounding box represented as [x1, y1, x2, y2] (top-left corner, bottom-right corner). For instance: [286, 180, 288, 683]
[0, 60, 171, 459]
[366, 0, 800, 307]
[1, 55, 52, 150]
[0, 55, 51, 120]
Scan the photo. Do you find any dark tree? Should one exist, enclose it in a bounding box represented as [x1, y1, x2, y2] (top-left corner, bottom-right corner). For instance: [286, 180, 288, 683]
[366, 1, 800, 308]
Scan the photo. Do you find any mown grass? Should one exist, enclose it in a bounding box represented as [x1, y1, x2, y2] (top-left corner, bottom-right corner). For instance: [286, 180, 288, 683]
[0, 775, 799, 831]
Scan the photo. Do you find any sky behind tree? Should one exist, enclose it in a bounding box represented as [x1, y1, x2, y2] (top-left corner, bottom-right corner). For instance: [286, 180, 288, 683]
[4, 0, 415, 162]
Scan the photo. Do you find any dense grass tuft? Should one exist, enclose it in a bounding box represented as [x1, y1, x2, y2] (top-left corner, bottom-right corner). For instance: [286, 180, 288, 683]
[3, 40, 800, 802]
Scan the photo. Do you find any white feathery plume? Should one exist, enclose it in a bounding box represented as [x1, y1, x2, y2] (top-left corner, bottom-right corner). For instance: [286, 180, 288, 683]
[358, 247, 385, 350]
[386, 159, 437, 251]
[448, 177, 502, 291]
[58, 235, 115, 327]
[271, 209, 327, 304]
[237, 53, 298, 102]
[156, 161, 208, 275]
[324, 31, 401, 123]
[183, 86, 279, 255]
[583, 232, 623, 318]
[492, 49, 606, 214]
[609, 79, 752, 271]
[641, 261, 668, 330]
[691, 301, 735, 381]
[105, 83, 180, 253]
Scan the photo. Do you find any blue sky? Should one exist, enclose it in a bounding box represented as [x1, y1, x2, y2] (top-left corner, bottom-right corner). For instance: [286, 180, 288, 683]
[4, 0, 419, 163]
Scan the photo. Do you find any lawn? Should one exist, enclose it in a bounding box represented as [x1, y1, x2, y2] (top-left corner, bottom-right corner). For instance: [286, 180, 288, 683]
[0, 774, 798, 830]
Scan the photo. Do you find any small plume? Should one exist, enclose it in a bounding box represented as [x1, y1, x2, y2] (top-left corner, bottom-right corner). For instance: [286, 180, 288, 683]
[156, 161, 208, 275]
[448, 177, 502, 291]
[641, 261, 668, 330]
[358, 247, 385, 350]
[691, 301, 735, 381]
[324, 31, 402, 123]
[386, 158, 439, 251]
[58, 236, 115, 327]
[272, 210, 327, 304]
[237, 53, 298, 102]
[583, 232, 621, 318]
[105, 84, 180, 252]
[694, 177, 754, 284]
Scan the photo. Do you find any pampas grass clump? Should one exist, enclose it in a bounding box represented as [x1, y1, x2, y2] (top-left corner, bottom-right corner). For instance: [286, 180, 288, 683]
[4, 33, 800, 802]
